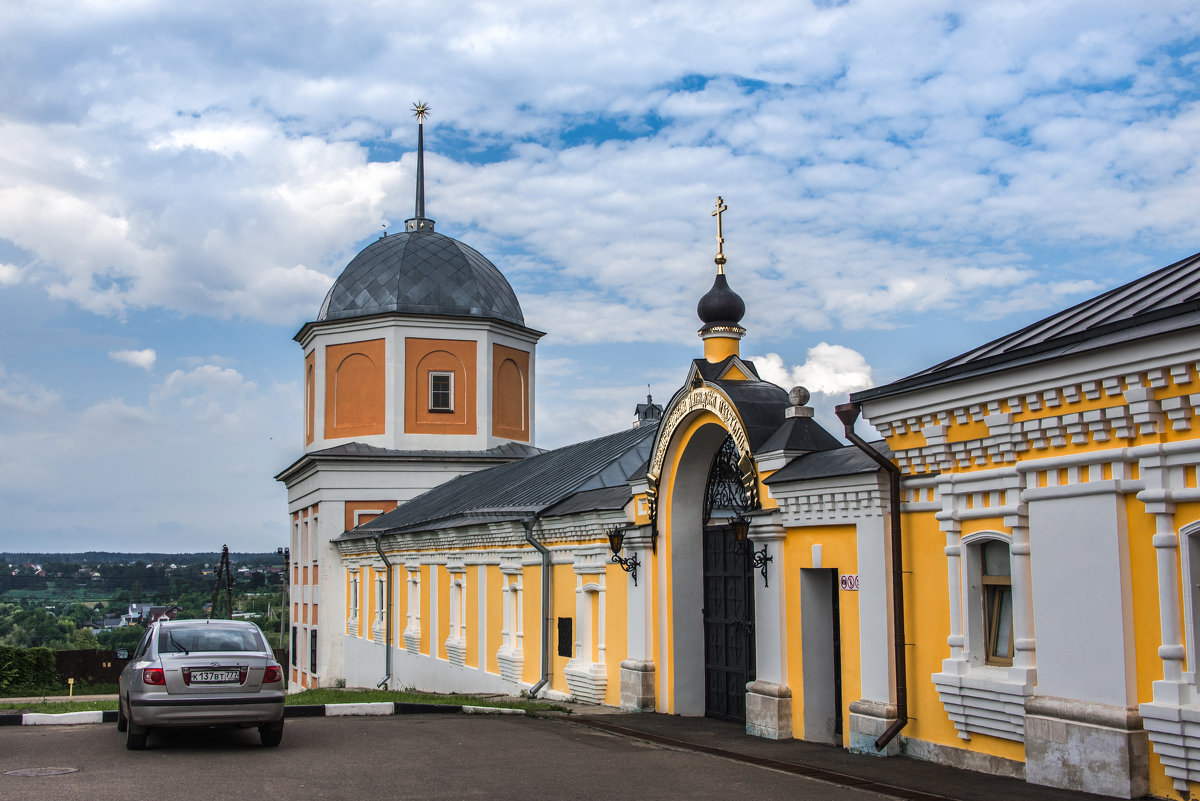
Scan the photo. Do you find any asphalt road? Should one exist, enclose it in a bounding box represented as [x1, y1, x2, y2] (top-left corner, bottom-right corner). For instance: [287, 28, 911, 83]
[0, 714, 898, 801]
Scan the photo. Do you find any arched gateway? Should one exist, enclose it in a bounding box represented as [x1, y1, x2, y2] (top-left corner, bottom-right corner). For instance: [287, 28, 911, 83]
[646, 372, 791, 721]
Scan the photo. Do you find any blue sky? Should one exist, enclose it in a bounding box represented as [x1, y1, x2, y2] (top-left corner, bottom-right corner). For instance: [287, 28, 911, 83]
[1, 1, 1198, 553]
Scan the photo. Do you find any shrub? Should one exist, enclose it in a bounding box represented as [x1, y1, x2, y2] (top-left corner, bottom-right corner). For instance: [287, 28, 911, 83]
[0, 645, 57, 693]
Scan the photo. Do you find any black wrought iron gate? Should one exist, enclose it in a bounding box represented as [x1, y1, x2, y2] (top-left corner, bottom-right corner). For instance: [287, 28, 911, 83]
[702, 525, 755, 721]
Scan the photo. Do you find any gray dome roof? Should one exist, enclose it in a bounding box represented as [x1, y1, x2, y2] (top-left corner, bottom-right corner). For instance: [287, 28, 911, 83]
[318, 228, 525, 327]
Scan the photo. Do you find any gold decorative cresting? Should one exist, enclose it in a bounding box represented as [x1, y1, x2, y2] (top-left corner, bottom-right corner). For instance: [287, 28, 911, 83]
[412, 101, 431, 122]
[711, 196, 728, 274]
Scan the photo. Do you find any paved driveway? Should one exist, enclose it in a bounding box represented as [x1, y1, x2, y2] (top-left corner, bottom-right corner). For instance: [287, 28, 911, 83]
[1, 714, 895, 801]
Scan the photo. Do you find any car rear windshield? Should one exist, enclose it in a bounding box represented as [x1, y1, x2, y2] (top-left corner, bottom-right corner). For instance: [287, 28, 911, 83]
[158, 626, 264, 653]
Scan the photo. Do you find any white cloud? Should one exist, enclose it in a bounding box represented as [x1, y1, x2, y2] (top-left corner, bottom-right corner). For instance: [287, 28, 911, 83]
[749, 345, 875, 397]
[109, 348, 156, 370]
[1, 0, 1198, 550]
[0, 1, 1195, 336]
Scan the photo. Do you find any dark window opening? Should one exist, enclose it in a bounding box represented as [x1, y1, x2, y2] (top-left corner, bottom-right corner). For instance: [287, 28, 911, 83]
[290, 626, 297, 666]
[309, 629, 318, 674]
[557, 617, 573, 658]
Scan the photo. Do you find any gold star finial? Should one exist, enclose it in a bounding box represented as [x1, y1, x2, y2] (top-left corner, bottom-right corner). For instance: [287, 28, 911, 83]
[712, 196, 728, 273]
[412, 101, 431, 122]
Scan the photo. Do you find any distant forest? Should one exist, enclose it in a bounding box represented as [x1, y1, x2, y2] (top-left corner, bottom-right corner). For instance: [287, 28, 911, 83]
[0, 551, 288, 650]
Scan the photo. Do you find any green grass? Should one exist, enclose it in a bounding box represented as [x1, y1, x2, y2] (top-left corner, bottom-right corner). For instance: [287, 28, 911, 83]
[286, 688, 569, 713]
[0, 699, 117, 713]
[37, 681, 119, 696]
[0, 688, 568, 715]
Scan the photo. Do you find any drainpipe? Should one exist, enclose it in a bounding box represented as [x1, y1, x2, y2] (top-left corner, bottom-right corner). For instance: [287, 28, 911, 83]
[372, 536, 393, 690]
[522, 517, 551, 698]
[835, 401, 908, 752]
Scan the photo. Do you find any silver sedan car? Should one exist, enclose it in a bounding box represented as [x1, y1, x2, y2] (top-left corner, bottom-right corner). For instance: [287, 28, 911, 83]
[117, 618, 286, 749]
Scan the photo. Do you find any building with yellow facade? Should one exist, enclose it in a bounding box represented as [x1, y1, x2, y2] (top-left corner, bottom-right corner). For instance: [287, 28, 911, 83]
[278, 110, 1200, 800]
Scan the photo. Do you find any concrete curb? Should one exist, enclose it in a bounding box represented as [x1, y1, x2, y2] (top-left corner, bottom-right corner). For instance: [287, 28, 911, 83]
[0, 702, 527, 726]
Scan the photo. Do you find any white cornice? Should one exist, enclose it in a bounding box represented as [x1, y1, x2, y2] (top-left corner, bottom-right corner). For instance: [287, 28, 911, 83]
[862, 334, 1200, 429]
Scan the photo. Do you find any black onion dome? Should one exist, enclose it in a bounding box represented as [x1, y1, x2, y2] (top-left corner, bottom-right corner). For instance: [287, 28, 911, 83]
[696, 272, 746, 329]
[318, 228, 525, 327]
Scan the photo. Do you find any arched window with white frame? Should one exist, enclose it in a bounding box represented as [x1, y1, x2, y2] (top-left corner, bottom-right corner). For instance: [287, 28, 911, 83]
[962, 532, 1014, 668]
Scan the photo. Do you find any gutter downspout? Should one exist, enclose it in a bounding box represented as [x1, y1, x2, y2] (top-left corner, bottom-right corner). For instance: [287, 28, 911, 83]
[835, 401, 908, 752]
[372, 536, 393, 690]
[522, 516, 551, 698]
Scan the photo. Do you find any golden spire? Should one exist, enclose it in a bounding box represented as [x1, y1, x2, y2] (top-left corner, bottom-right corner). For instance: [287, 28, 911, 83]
[412, 101, 431, 122]
[712, 196, 728, 274]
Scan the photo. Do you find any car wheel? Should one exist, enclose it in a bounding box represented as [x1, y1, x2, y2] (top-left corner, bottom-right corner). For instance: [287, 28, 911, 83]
[116, 699, 128, 733]
[126, 718, 148, 750]
[259, 721, 284, 747]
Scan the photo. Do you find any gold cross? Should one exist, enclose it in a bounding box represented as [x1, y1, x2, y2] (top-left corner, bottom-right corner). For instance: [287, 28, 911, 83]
[412, 101, 431, 122]
[712, 196, 728, 271]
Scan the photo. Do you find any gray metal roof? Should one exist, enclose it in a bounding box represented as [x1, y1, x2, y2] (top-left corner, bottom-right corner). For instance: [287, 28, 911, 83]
[756, 414, 842, 455]
[854, 250, 1200, 402]
[764, 440, 892, 484]
[540, 485, 632, 518]
[339, 424, 656, 539]
[711, 377, 790, 452]
[318, 229, 526, 327]
[274, 441, 543, 482]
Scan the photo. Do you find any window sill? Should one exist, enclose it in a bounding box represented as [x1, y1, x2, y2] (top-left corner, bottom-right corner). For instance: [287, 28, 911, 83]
[933, 659, 1035, 742]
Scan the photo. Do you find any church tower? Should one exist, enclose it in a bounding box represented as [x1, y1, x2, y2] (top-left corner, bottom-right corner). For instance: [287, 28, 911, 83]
[277, 104, 544, 690]
[296, 104, 542, 453]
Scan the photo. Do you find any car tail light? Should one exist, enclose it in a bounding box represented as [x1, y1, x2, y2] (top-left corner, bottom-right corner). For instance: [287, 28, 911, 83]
[263, 666, 282, 684]
[142, 667, 166, 685]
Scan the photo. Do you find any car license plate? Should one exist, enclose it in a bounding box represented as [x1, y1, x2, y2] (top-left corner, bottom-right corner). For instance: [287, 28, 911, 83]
[189, 669, 240, 683]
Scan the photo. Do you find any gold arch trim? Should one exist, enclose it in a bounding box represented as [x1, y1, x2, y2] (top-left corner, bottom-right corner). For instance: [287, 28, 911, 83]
[645, 383, 758, 531]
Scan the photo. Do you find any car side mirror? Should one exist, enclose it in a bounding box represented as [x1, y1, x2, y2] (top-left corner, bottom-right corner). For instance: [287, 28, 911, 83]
[114, 649, 129, 660]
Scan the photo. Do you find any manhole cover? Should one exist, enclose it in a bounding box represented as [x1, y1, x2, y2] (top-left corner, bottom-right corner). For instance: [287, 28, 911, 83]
[4, 767, 79, 777]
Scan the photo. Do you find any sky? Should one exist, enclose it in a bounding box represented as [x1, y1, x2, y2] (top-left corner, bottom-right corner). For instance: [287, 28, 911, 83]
[1, 1, 1198, 554]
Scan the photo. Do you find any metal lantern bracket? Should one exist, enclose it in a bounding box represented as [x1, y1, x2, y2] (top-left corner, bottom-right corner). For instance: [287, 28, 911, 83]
[607, 526, 640, 586]
[750, 543, 772, 587]
[730, 514, 772, 587]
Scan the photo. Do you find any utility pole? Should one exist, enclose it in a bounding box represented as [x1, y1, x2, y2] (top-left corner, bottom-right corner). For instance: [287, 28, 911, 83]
[209, 545, 234, 619]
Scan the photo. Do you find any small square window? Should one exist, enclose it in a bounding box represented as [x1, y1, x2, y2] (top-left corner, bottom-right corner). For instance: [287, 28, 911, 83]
[429, 372, 453, 412]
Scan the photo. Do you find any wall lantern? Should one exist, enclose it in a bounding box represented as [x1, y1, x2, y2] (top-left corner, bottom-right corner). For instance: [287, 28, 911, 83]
[607, 526, 640, 586]
[732, 514, 772, 587]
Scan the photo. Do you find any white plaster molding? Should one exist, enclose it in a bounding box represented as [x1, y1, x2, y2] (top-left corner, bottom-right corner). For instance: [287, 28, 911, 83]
[572, 545, 610, 575]
[932, 664, 1034, 742]
[403, 567, 421, 654]
[771, 474, 888, 526]
[497, 576, 524, 684]
[565, 660, 609, 705]
[932, 472, 1037, 740]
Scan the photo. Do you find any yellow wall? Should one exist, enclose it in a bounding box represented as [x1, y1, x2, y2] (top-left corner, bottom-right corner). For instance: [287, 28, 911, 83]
[782, 524, 861, 742]
[420, 565, 431, 656]
[521, 564, 542, 685]
[604, 562, 629, 706]
[550, 563, 575, 694]
[437, 565, 450, 660]
[486, 566, 502, 675]
[703, 334, 740, 363]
